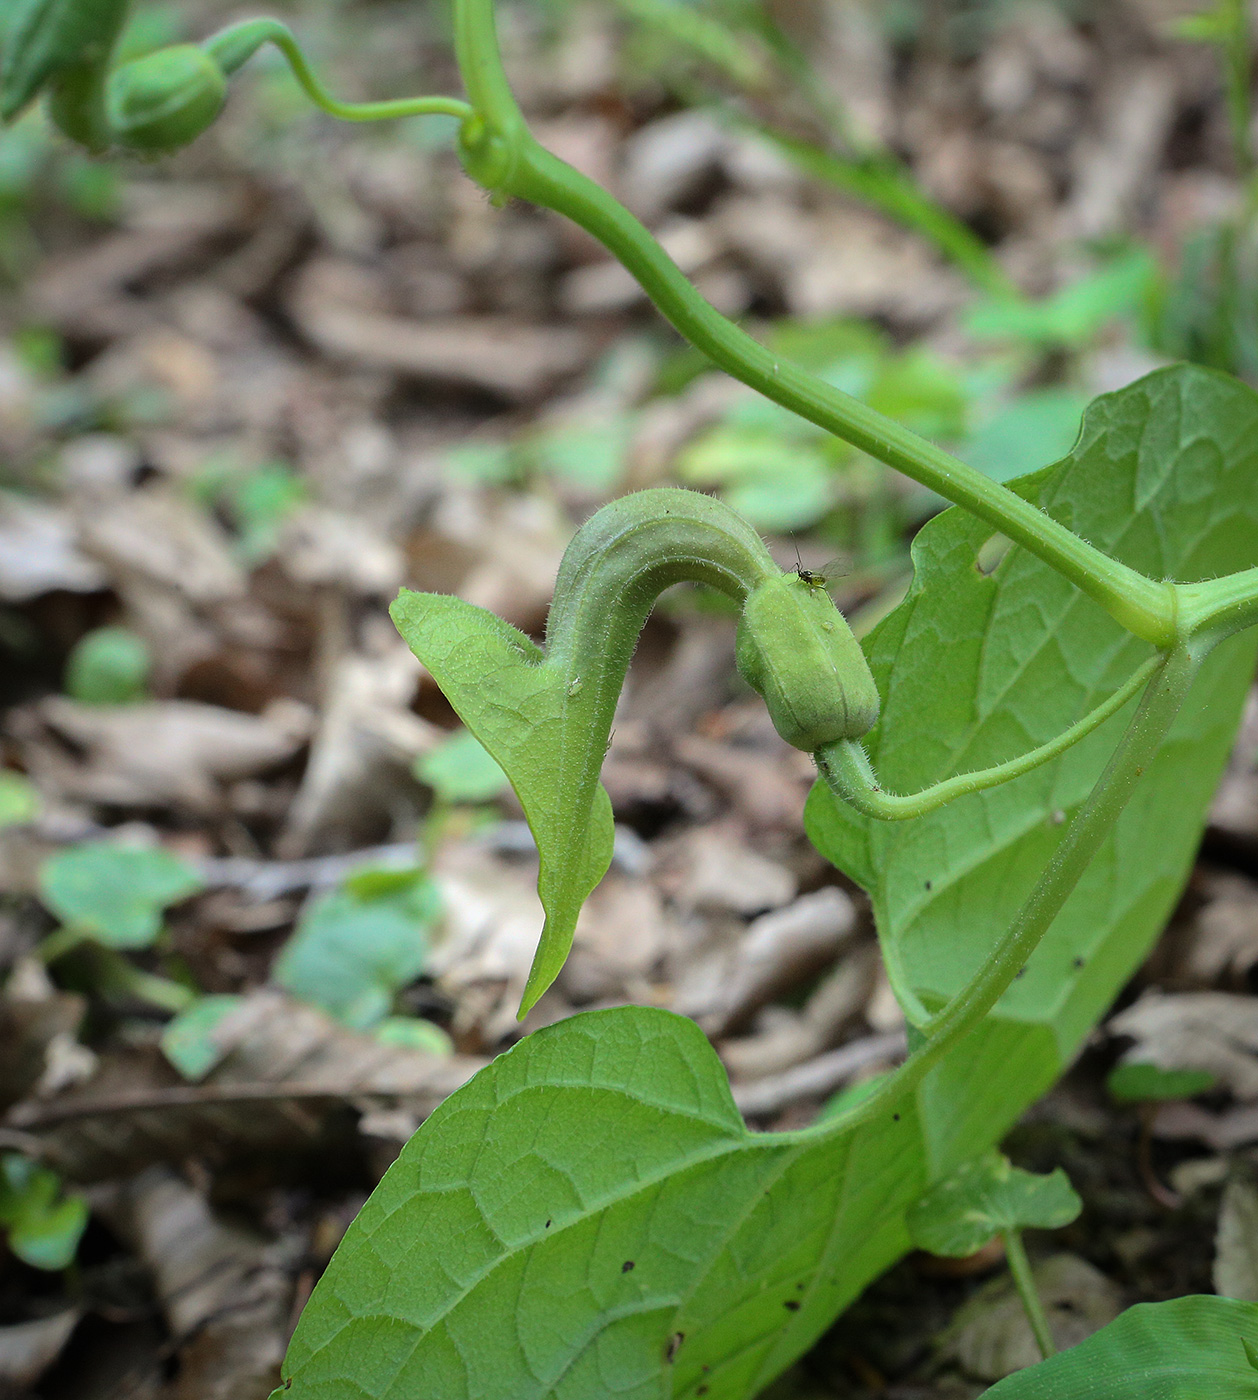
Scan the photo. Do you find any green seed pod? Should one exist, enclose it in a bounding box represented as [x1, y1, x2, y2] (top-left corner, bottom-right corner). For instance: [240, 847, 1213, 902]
[1, 0, 129, 146]
[106, 44, 226, 153]
[736, 572, 879, 749]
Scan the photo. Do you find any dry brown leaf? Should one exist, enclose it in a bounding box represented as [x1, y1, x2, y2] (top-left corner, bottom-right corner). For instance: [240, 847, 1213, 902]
[655, 823, 798, 920]
[26, 697, 310, 813]
[941, 1254, 1122, 1382]
[109, 1168, 291, 1400]
[7, 990, 483, 1181]
[427, 843, 547, 1043]
[0, 1311, 80, 1390]
[673, 887, 857, 1035]
[290, 260, 588, 399]
[0, 494, 106, 601]
[0, 960, 85, 1112]
[729, 1029, 906, 1118]
[25, 186, 253, 338]
[281, 629, 438, 855]
[77, 486, 244, 609]
[1108, 991, 1258, 1099]
[673, 734, 810, 830]
[275, 506, 404, 596]
[1212, 688, 1258, 845]
[1183, 872, 1258, 985]
[714, 194, 963, 323]
[1215, 1173, 1258, 1302]
[561, 872, 674, 1004]
[721, 942, 880, 1081]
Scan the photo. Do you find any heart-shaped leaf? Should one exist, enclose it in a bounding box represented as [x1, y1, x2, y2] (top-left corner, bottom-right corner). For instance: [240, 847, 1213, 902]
[908, 1150, 1080, 1258]
[38, 842, 205, 949]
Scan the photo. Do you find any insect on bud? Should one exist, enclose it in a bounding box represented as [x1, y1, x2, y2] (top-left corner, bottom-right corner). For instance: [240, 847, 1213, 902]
[106, 44, 226, 153]
[736, 572, 879, 750]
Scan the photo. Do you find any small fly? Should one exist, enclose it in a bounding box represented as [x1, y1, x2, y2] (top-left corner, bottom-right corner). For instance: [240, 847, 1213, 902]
[791, 540, 840, 591]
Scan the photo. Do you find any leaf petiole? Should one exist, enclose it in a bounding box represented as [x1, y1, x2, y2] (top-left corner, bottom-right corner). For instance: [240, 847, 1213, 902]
[1002, 1228, 1056, 1360]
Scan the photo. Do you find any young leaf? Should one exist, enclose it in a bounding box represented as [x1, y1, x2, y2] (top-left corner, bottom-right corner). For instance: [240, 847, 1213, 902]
[273, 870, 438, 1028]
[38, 842, 204, 948]
[981, 1296, 1258, 1397]
[907, 1150, 1080, 1258]
[965, 249, 1155, 349]
[160, 993, 244, 1080]
[0, 1154, 87, 1271]
[0, 770, 39, 827]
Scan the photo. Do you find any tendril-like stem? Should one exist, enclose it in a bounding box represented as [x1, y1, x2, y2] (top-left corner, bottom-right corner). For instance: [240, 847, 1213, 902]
[816, 654, 1162, 821]
[204, 19, 471, 123]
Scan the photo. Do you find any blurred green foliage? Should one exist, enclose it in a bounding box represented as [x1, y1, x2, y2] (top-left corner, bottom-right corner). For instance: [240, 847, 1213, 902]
[64, 625, 151, 704]
[0, 1154, 87, 1271]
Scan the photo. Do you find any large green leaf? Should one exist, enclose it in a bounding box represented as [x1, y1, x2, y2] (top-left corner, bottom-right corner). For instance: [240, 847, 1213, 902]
[275, 1005, 927, 1400]
[281, 365, 1258, 1400]
[982, 1297, 1258, 1398]
[807, 362, 1258, 1171]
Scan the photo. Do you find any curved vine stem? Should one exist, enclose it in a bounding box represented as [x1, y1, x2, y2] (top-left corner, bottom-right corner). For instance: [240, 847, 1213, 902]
[816, 655, 1162, 821]
[204, 19, 471, 123]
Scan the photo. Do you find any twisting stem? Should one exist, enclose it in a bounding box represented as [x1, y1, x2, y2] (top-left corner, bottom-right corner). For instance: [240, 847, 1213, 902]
[1002, 1230, 1055, 1360]
[816, 655, 1161, 821]
[204, 19, 471, 122]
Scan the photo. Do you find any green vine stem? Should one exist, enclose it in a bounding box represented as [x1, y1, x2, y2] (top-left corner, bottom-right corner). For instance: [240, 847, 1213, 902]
[448, 0, 1176, 646]
[203, 19, 471, 123]
[816, 655, 1161, 821]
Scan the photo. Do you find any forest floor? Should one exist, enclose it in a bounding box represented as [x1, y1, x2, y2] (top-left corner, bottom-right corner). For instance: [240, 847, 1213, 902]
[2, 1, 1258, 1396]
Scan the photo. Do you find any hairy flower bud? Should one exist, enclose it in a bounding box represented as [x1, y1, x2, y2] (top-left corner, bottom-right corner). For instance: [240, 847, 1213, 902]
[736, 573, 879, 749]
[106, 43, 226, 152]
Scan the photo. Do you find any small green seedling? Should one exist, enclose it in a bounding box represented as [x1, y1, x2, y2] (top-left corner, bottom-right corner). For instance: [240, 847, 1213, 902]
[0, 1152, 87, 1271]
[0, 769, 39, 827]
[1106, 1062, 1217, 1104]
[273, 866, 439, 1030]
[981, 1295, 1258, 1398]
[191, 456, 307, 565]
[909, 1150, 1082, 1360]
[64, 624, 151, 704]
[17, 5, 1258, 1397]
[39, 841, 202, 950]
[38, 841, 203, 1011]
